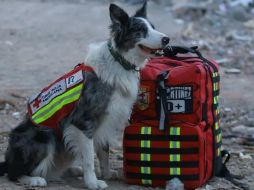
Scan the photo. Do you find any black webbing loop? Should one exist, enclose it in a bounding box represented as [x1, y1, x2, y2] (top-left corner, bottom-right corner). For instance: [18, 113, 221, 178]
[126, 160, 199, 168]
[163, 46, 218, 73]
[163, 46, 199, 57]
[217, 150, 249, 190]
[124, 134, 199, 141]
[126, 172, 199, 181]
[125, 147, 198, 154]
[221, 150, 230, 165]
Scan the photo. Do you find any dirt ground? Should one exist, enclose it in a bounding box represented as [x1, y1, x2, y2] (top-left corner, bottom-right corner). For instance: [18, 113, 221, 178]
[0, 0, 254, 190]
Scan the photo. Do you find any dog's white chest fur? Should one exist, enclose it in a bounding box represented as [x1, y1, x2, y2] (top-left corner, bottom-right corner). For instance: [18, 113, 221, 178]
[85, 42, 141, 148]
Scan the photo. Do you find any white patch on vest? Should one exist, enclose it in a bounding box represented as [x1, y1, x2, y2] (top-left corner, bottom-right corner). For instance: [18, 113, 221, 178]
[30, 80, 66, 114]
[66, 70, 83, 89]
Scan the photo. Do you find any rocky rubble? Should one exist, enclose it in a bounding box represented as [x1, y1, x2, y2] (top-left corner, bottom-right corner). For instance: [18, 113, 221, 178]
[167, 0, 254, 74]
[124, 0, 254, 74]
[0, 92, 27, 133]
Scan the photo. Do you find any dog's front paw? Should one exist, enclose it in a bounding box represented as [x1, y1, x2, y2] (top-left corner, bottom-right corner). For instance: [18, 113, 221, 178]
[30, 177, 47, 187]
[19, 176, 47, 187]
[85, 179, 108, 190]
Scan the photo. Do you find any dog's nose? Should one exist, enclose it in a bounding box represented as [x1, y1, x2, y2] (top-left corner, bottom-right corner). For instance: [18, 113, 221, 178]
[161, 37, 170, 46]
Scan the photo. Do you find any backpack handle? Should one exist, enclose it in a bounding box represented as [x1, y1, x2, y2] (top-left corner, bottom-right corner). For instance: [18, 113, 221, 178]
[163, 46, 219, 73]
[163, 46, 200, 57]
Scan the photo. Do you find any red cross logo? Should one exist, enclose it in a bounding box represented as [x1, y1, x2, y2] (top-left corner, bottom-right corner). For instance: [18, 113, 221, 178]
[33, 98, 42, 108]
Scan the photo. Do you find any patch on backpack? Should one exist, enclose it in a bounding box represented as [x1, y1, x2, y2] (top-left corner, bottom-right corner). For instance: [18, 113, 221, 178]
[165, 86, 193, 113]
[137, 86, 150, 110]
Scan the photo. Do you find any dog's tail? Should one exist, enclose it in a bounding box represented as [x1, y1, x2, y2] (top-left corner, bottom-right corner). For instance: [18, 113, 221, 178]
[0, 161, 7, 176]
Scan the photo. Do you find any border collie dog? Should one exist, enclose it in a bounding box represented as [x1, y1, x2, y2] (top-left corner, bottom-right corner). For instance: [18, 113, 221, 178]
[0, 2, 169, 189]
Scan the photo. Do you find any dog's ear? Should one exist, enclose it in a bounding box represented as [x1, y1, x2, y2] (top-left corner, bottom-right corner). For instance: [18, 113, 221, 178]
[109, 4, 129, 25]
[134, 0, 147, 18]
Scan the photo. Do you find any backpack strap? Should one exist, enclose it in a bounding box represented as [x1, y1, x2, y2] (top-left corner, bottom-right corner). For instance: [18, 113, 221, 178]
[163, 46, 198, 57]
[163, 46, 218, 73]
[217, 150, 249, 190]
[156, 71, 170, 131]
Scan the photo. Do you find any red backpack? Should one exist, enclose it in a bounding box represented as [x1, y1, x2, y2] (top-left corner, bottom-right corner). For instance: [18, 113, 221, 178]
[123, 47, 246, 189]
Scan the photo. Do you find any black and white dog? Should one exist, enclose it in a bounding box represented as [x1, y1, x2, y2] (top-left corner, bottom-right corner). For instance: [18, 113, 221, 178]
[0, 2, 169, 189]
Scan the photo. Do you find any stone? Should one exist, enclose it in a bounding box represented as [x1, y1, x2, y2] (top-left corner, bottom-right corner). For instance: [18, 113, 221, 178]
[231, 6, 251, 22]
[226, 31, 252, 41]
[229, 0, 254, 7]
[224, 68, 241, 74]
[244, 19, 254, 29]
[239, 152, 252, 160]
[204, 184, 215, 190]
[232, 125, 254, 137]
[245, 117, 254, 127]
[216, 58, 230, 65]
[172, 2, 207, 18]
[5, 41, 14, 46]
[12, 112, 20, 119]
[165, 178, 185, 190]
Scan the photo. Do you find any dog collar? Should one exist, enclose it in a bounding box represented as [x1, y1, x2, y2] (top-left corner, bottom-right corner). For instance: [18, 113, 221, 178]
[107, 41, 139, 71]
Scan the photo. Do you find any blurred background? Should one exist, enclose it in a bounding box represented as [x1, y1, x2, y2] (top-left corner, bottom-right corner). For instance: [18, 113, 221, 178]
[0, 0, 254, 189]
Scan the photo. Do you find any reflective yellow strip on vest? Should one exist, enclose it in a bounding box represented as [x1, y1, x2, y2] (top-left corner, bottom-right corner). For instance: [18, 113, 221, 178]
[169, 127, 181, 175]
[140, 126, 152, 185]
[32, 83, 83, 124]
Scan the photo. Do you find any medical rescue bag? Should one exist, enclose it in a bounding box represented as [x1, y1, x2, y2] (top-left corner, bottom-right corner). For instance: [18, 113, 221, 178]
[28, 63, 93, 137]
[123, 46, 223, 189]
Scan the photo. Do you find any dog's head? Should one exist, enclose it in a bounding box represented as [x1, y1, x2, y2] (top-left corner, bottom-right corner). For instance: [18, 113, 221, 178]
[109, 1, 170, 67]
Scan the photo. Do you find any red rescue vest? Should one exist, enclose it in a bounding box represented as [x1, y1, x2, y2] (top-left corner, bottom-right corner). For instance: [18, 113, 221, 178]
[28, 63, 94, 137]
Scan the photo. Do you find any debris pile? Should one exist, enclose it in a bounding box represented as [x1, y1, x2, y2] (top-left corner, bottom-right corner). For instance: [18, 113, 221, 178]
[170, 0, 254, 74]
[0, 95, 26, 132]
